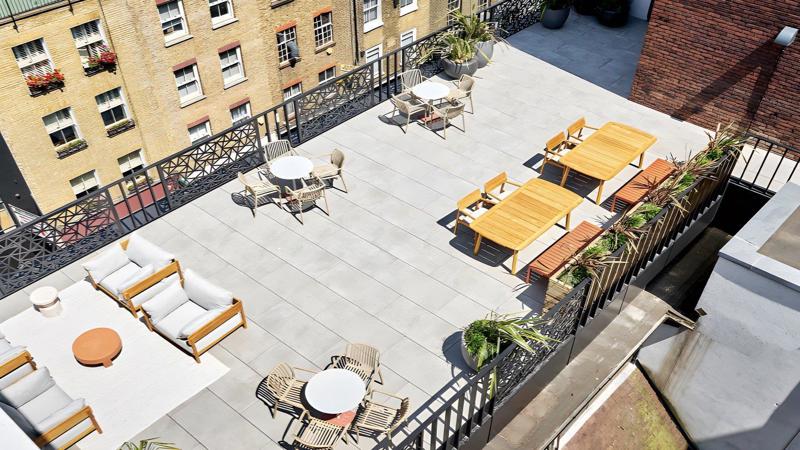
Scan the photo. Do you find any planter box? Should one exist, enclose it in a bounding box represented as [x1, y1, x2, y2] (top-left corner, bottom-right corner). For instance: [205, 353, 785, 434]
[83, 63, 116, 77]
[544, 276, 575, 313]
[106, 120, 135, 137]
[29, 81, 64, 97]
[55, 141, 88, 159]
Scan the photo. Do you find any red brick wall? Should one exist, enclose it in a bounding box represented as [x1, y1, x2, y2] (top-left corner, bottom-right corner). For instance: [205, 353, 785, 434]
[630, 0, 800, 145]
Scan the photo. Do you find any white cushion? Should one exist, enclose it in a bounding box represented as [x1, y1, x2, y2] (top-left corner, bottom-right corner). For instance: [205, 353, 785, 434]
[0, 402, 36, 438]
[119, 264, 154, 296]
[17, 384, 72, 426]
[0, 337, 11, 354]
[125, 233, 174, 269]
[492, 189, 513, 201]
[98, 262, 139, 297]
[0, 368, 54, 408]
[183, 269, 233, 310]
[178, 307, 226, 339]
[131, 273, 179, 307]
[155, 302, 207, 340]
[142, 281, 188, 324]
[82, 245, 129, 282]
[33, 397, 85, 435]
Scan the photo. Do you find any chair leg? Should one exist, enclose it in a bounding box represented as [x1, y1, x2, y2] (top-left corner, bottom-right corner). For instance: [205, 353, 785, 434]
[402, 115, 409, 134]
[453, 218, 459, 235]
[469, 95, 474, 114]
[339, 174, 348, 192]
[322, 193, 330, 215]
[540, 159, 547, 174]
[462, 114, 466, 133]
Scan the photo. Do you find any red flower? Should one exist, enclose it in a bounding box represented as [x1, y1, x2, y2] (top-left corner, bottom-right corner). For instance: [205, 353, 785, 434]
[25, 69, 64, 91]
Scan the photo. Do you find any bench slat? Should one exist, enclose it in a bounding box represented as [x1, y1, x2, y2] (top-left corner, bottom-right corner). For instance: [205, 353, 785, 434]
[612, 159, 675, 212]
[527, 221, 604, 281]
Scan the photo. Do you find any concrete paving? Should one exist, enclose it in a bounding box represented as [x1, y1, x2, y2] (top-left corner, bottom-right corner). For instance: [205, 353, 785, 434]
[0, 16, 712, 450]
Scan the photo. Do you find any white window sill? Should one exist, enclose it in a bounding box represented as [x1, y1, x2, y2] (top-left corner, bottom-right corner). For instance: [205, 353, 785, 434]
[165, 34, 193, 48]
[363, 21, 383, 33]
[315, 42, 335, 53]
[179, 95, 206, 108]
[223, 77, 247, 89]
[211, 17, 238, 29]
[399, 5, 418, 16]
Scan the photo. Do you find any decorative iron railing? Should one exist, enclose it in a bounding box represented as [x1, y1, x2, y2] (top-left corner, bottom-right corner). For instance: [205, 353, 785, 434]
[730, 133, 800, 196]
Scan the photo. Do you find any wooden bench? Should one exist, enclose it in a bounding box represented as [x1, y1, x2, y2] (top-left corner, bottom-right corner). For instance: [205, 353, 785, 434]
[610, 158, 675, 212]
[525, 221, 604, 283]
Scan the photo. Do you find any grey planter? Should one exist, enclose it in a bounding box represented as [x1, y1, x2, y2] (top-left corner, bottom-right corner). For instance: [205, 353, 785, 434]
[460, 332, 480, 371]
[542, 7, 570, 29]
[442, 57, 478, 79]
[475, 40, 494, 68]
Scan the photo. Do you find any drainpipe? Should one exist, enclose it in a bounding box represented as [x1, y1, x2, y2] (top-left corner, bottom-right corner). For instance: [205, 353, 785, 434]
[350, 0, 361, 65]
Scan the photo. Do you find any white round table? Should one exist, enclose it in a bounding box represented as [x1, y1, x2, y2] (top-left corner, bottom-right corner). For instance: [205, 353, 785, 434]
[270, 155, 313, 183]
[29, 286, 62, 318]
[305, 369, 366, 415]
[412, 81, 450, 102]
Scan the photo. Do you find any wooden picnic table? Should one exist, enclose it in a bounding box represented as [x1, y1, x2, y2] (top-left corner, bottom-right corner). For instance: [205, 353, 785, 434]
[559, 122, 657, 204]
[470, 178, 583, 274]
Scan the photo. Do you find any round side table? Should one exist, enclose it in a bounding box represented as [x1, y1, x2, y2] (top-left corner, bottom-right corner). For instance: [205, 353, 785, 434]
[72, 328, 122, 368]
[29, 286, 62, 318]
[304, 368, 366, 415]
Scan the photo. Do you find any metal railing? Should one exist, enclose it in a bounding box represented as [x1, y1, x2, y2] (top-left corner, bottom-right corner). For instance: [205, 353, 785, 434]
[729, 132, 800, 196]
[0, 0, 545, 297]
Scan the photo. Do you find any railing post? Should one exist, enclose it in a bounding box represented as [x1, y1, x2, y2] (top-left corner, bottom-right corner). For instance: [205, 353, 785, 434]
[156, 163, 175, 212]
[103, 188, 125, 235]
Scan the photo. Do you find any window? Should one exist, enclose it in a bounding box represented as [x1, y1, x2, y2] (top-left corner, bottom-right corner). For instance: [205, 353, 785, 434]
[43, 108, 79, 147]
[318, 66, 336, 84]
[70, 171, 99, 199]
[118, 150, 145, 177]
[276, 27, 297, 64]
[447, 0, 461, 24]
[71, 21, 107, 69]
[230, 102, 251, 125]
[313, 12, 334, 48]
[478, 0, 490, 10]
[400, 29, 416, 48]
[188, 121, 212, 143]
[283, 83, 302, 116]
[158, 0, 188, 43]
[209, 0, 234, 25]
[174, 64, 203, 103]
[399, 0, 417, 15]
[12, 39, 53, 78]
[365, 44, 382, 75]
[95, 88, 129, 127]
[363, 0, 381, 32]
[219, 47, 245, 86]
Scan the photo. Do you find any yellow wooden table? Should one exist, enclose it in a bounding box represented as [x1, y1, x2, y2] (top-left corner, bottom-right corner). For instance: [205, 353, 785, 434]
[559, 122, 657, 204]
[469, 178, 583, 274]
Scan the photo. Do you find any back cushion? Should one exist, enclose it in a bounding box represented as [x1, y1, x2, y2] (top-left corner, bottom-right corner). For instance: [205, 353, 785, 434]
[120, 264, 154, 295]
[0, 368, 54, 408]
[125, 233, 174, 269]
[142, 280, 188, 323]
[183, 269, 233, 310]
[82, 245, 129, 282]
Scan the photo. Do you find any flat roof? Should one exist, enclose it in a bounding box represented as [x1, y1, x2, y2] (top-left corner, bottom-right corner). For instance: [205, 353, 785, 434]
[759, 206, 800, 270]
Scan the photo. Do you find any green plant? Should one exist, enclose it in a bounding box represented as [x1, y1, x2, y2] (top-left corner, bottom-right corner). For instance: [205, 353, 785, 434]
[119, 438, 179, 450]
[557, 246, 615, 287]
[453, 12, 494, 42]
[442, 34, 477, 63]
[463, 312, 554, 369]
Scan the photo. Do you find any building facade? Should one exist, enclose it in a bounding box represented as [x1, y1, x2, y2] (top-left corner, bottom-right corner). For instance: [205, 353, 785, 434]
[0, 0, 452, 213]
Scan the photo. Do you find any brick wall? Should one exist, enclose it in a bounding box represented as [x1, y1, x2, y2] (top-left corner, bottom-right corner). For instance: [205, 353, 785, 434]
[630, 0, 800, 145]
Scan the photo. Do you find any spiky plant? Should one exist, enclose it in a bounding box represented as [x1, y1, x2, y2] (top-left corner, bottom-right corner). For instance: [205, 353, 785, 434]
[606, 218, 645, 253]
[463, 312, 554, 369]
[119, 439, 179, 450]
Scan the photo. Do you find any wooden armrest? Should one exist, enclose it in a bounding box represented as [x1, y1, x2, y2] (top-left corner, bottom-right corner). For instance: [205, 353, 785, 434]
[0, 350, 34, 378]
[584, 125, 599, 130]
[486, 192, 503, 202]
[506, 180, 524, 187]
[458, 209, 477, 219]
[34, 406, 96, 447]
[122, 260, 182, 301]
[187, 299, 244, 345]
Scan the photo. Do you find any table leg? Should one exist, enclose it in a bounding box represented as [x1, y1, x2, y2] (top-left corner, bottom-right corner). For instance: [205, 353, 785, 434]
[638, 152, 645, 168]
[560, 167, 571, 187]
[596, 181, 605, 205]
[511, 251, 519, 274]
[473, 234, 482, 255]
[565, 212, 571, 231]
[102, 359, 112, 368]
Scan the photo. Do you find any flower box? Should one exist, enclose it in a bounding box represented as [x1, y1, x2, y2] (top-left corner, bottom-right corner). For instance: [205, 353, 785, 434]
[27, 70, 65, 96]
[55, 139, 88, 159]
[106, 119, 135, 137]
[84, 48, 117, 76]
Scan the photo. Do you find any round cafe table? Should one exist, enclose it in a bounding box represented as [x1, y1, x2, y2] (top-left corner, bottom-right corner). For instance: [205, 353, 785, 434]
[269, 155, 313, 189]
[411, 81, 450, 103]
[72, 327, 122, 368]
[305, 369, 366, 415]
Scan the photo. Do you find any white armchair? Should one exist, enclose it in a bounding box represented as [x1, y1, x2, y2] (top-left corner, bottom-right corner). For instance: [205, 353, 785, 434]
[140, 267, 247, 363]
[82, 233, 179, 317]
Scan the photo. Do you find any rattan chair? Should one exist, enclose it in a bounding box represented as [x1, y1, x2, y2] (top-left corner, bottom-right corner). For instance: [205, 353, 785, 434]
[426, 100, 466, 140]
[312, 149, 347, 192]
[454, 189, 489, 235]
[237, 172, 281, 213]
[293, 418, 348, 449]
[389, 93, 427, 133]
[540, 131, 570, 174]
[256, 362, 318, 418]
[483, 172, 523, 204]
[565, 117, 598, 147]
[399, 69, 428, 93]
[350, 390, 410, 445]
[262, 139, 298, 178]
[332, 343, 384, 385]
[284, 176, 330, 224]
[447, 74, 475, 113]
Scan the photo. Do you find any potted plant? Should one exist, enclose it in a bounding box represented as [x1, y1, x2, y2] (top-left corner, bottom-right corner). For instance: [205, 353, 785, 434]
[461, 312, 553, 371]
[25, 69, 65, 95]
[596, 0, 629, 27]
[107, 118, 136, 137]
[453, 12, 502, 68]
[541, 0, 572, 29]
[119, 438, 178, 450]
[573, 0, 597, 14]
[55, 138, 88, 158]
[546, 239, 618, 309]
[440, 34, 478, 78]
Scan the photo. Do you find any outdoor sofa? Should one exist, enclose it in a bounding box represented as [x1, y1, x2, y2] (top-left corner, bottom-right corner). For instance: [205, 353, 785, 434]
[0, 332, 35, 390]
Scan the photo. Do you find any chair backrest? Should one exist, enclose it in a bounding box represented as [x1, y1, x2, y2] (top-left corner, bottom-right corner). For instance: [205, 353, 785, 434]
[400, 69, 424, 90]
[483, 172, 507, 194]
[567, 117, 586, 138]
[457, 189, 482, 212]
[391, 94, 413, 115]
[457, 74, 475, 93]
[389, 397, 411, 431]
[331, 149, 345, 169]
[545, 132, 566, 153]
[264, 140, 294, 161]
[296, 419, 343, 448]
[237, 172, 251, 188]
[266, 363, 295, 396]
[295, 181, 325, 202]
[442, 101, 466, 120]
[346, 343, 380, 369]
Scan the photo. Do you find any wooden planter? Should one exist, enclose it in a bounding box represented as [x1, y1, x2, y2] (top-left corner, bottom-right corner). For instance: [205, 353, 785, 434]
[544, 273, 578, 313]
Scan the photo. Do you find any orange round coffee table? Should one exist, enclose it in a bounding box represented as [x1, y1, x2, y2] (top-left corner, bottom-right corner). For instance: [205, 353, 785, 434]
[72, 327, 122, 368]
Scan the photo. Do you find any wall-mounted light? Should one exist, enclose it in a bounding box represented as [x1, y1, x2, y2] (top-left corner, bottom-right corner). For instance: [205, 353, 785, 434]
[775, 26, 798, 47]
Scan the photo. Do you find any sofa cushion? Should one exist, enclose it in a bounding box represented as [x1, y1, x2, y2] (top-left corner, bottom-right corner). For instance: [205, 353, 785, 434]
[0, 345, 25, 365]
[33, 397, 85, 435]
[98, 262, 140, 297]
[183, 269, 233, 310]
[0, 337, 11, 354]
[119, 264, 154, 296]
[131, 273, 179, 307]
[142, 281, 188, 324]
[0, 368, 54, 408]
[155, 301, 207, 340]
[17, 384, 72, 427]
[125, 233, 174, 269]
[82, 245, 130, 282]
[178, 307, 227, 339]
[0, 401, 36, 438]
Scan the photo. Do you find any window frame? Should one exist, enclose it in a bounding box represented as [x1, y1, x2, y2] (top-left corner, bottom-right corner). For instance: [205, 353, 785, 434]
[158, 0, 189, 44]
[230, 102, 252, 125]
[313, 11, 334, 49]
[95, 87, 130, 128]
[400, 28, 416, 48]
[209, 0, 234, 25]
[447, 0, 461, 24]
[282, 82, 303, 117]
[174, 64, 203, 104]
[399, 0, 417, 16]
[118, 150, 145, 177]
[71, 20, 108, 70]
[70, 170, 100, 199]
[362, 0, 382, 33]
[188, 120, 212, 143]
[364, 43, 382, 76]
[42, 108, 80, 148]
[276, 26, 297, 64]
[318, 66, 336, 84]
[219, 46, 245, 87]
[13, 38, 54, 79]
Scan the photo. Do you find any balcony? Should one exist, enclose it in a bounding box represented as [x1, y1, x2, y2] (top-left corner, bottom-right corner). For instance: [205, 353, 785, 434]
[0, 7, 798, 450]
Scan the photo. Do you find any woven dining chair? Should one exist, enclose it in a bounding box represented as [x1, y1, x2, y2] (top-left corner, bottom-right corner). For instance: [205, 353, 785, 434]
[454, 189, 489, 235]
[256, 362, 318, 418]
[293, 418, 348, 450]
[565, 117, 599, 147]
[389, 93, 427, 133]
[541, 131, 570, 174]
[350, 390, 410, 445]
[312, 148, 347, 192]
[447, 74, 475, 113]
[426, 100, 466, 140]
[483, 172, 523, 204]
[332, 343, 384, 386]
[237, 172, 281, 214]
[399, 69, 428, 93]
[284, 176, 330, 224]
[262, 139, 298, 178]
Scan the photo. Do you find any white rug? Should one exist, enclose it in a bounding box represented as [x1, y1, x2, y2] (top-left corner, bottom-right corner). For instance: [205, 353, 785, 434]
[1, 281, 229, 450]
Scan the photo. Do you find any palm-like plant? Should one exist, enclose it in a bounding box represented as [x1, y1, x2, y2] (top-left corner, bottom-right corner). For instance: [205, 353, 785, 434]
[119, 439, 179, 450]
[464, 312, 554, 369]
[606, 219, 644, 253]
